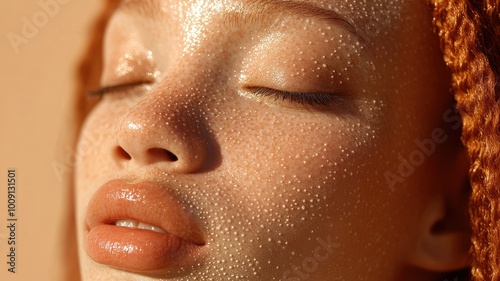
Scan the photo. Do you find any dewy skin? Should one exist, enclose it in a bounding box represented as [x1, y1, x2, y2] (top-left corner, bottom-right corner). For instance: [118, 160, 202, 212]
[75, 0, 470, 280]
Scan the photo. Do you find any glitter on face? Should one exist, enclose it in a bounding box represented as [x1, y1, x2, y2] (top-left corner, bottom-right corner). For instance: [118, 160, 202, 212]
[76, 0, 463, 280]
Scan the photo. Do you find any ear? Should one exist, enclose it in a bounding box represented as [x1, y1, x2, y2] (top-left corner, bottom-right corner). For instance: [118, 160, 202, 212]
[407, 186, 471, 272]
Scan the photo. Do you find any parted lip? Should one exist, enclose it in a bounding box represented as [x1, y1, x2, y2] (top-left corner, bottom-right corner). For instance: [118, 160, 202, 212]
[85, 179, 206, 246]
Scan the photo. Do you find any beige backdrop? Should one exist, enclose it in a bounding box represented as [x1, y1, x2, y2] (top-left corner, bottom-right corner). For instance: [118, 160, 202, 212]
[0, 1, 102, 280]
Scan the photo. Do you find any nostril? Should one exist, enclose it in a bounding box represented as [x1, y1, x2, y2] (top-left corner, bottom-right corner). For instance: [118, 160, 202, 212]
[116, 146, 132, 160]
[166, 150, 179, 161]
[148, 148, 178, 162]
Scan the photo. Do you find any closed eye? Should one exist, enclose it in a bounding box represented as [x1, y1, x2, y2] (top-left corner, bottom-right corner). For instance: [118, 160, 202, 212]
[87, 81, 151, 97]
[89, 83, 344, 108]
[249, 87, 344, 106]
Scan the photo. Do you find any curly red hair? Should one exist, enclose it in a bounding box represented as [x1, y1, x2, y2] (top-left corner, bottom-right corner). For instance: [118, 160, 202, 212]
[430, 0, 500, 280]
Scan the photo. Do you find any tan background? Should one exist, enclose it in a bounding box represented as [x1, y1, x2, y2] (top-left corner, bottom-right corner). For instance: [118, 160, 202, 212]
[0, 1, 102, 280]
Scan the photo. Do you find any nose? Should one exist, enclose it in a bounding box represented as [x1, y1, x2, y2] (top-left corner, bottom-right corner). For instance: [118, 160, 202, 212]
[110, 87, 210, 174]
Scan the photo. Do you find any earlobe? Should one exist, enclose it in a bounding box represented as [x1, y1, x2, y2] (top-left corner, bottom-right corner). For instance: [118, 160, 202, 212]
[408, 194, 471, 272]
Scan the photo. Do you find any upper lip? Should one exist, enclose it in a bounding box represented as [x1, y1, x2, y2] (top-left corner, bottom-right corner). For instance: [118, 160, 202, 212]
[85, 179, 205, 246]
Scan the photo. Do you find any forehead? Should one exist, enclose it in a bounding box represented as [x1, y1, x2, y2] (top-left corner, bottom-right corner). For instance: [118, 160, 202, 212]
[107, 0, 435, 81]
[115, 0, 410, 36]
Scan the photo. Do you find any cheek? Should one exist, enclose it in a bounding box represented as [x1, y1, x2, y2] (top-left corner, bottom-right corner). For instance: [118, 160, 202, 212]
[74, 101, 129, 221]
[76, 111, 113, 184]
[203, 105, 406, 275]
[211, 103, 380, 224]
[75, 98, 136, 176]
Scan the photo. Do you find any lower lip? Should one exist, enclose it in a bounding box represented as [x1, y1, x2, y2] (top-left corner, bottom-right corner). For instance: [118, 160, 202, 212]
[85, 224, 202, 273]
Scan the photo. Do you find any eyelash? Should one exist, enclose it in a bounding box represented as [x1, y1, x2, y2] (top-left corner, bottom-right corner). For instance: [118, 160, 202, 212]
[88, 81, 148, 97]
[249, 87, 341, 106]
[89, 83, 341, 107]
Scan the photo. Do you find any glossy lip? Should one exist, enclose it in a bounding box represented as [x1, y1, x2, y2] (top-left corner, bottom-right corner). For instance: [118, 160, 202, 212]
[84, 179, 206, 273]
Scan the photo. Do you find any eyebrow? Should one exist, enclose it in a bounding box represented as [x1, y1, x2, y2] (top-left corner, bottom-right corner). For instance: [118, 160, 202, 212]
[119, 0, 368, 46]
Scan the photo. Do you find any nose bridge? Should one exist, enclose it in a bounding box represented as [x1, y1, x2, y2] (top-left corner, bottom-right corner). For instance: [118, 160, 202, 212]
[124, 90, 197, 136]
[174, 7, 237, 86]
[111, 75, 215, 173]
[179, 0, 231, 54]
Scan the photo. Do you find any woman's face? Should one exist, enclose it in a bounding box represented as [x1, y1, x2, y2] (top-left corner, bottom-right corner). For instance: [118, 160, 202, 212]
[75, 0, 469, 280]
